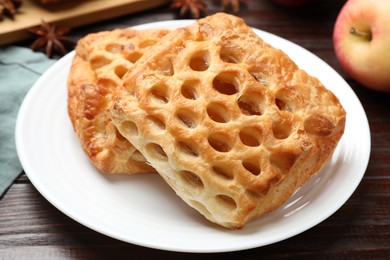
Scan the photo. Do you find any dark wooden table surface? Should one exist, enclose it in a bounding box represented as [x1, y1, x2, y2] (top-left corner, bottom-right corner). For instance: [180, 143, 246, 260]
[1, 0, 390, 258]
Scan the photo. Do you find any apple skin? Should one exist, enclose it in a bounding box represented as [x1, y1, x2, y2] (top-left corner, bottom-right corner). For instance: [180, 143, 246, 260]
[272, 0, 318, 7]
[333, 0, 390, 92]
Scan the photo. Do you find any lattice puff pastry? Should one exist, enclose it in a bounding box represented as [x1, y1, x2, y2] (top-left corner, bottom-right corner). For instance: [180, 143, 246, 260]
[67, 28, 168, 174]
[109, 13, 346, 228]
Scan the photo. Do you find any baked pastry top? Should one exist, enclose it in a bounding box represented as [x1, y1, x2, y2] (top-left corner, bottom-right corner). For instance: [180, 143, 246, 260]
[109, 13, 346, 229]
[67, 28, 168, 174]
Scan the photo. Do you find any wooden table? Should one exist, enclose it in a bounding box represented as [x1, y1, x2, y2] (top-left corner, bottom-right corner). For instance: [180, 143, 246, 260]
[1, 0, 390, 258]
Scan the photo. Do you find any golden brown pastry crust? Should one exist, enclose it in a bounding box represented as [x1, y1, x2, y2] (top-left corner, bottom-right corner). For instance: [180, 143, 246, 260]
[109, 13, 346, 228]
[67, 29, 168, 174]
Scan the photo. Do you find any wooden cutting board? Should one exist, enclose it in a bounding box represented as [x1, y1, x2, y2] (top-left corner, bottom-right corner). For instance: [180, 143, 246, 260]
[0, 0, 170, 45]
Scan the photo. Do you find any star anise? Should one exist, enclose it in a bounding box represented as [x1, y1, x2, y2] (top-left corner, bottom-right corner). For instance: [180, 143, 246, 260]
[0, 0, 22, 21]
[28, 20, 74, 58]
[170, 0, 207, 19]
[220, 0, 248, 12]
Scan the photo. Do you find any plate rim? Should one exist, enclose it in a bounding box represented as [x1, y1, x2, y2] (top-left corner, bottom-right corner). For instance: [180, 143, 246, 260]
[15, 19, 371, 253]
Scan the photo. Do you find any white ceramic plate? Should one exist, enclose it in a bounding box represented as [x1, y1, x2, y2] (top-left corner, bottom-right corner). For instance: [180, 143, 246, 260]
[16, 20, 370, 253]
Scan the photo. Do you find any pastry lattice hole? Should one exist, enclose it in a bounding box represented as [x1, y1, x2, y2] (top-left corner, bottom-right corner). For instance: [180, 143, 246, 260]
[105, 43, 123, 54]
[220, 51, 240, 64]
[130, 150, 147, 162]
[249, 70, 268, 86]
[176, 141, 199, 157]
[242, 159, 261, 176]
[90, 56, 111, 70]
[220, 54, 238, 64]
[272, 119, 292, 139]
[139, 40, 157, 49]
[212, 165, 234, 180]
[120, 120, 139, 137]
[239, 126, 262, 147]
[150, 84, 170, 104]
[175, 109, 197, 128]
[181, 80, 199, 100]
[275, 98, 292, 112]
[114, 65, 128, 79]
[189, 51, 210, 71]
[208, 134, 231, 153]
[238, 94, 263, 116]
[215, 195, 237, 210]
[145, 143, 168, 161]
[275, 86, 303, 112]
[113, 126, 128, 142]
[270, 151, 299, 174]
[125, 51, 143, 63]
[220, 44, 244, 64]
[145, 115, 166, 130]
[178, 170, 204, 189]
[213, 72, 239, 95]
[190, 200, 211, 218]
[155, 58, 174, 76]
[206, 102, 230, 123]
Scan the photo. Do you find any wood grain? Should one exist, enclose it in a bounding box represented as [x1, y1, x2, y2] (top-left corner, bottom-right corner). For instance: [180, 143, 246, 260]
[0, 0, 169, 45]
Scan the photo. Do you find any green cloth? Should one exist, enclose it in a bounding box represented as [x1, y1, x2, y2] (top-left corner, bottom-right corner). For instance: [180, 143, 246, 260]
[0, 46, 55, 197]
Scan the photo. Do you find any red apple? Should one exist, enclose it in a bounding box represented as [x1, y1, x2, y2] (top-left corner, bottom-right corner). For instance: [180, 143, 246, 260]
[333, 0, 390, 92]
[272, 0, 318, 7]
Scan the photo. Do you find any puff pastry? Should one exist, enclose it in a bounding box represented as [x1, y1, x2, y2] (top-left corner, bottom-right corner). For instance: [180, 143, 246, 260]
[67, 28, 168, 173]
[109, 13, 346, 228]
